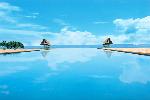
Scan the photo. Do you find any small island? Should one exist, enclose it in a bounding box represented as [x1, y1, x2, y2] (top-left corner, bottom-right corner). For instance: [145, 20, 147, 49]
[0, 41, 39, 54]
[0, 41, 24, 49]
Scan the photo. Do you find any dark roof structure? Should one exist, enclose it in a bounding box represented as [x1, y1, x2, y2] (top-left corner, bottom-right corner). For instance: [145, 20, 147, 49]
[103, 38, 113, 45]
[40, 39, 50, 46]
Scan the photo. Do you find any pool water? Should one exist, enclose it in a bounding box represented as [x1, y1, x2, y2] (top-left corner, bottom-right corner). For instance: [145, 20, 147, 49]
[0, 48, 150, 100]
[25, 44, 150, 49]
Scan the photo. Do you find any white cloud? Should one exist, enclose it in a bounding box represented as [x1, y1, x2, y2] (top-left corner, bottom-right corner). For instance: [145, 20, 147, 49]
[17, 23, 48, 30]
[25, 15, 37, 19]
[52, 29, 98, 45]
[50, 16, 150, 44]
[0, 2, 21, 12]
[93, 21, 108, 24]
[89, 75, 113, 79]
[0, 2, 21, 23]
[53, 18, 68, 26]
[0, 2, 47, 31]
[0, 11, 16, 23]
[0, 2, 132, 45]
[1, 2, 150, 45]
[42, 26, 130, 45]
[0, 28, 42, 36]
[24, 12, 40, 19]
[114, 16, 150, 31]
[113, 16, 150, 44]
[0, 26, 128, 46]
[0, 28, 44, 45]
[32, 12, 39, 15]
[98, 34, 129, 44]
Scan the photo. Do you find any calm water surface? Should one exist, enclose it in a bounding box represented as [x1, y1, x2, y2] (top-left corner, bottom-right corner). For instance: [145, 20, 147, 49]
[0, 47, 150, 100]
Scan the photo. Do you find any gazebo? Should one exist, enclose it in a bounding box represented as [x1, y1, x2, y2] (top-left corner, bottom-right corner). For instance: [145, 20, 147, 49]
[40, 39, 50, 49]
[103, 38, 113, 45]
[102, 38, 113, 48]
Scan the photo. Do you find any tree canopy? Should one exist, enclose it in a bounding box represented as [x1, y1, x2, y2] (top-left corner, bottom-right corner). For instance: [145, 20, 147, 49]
[0, 41, 24, 49]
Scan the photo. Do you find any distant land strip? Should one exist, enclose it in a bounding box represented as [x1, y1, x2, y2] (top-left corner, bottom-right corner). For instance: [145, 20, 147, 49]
[103, 48, 150, 56]
[0, 49, 40, 54]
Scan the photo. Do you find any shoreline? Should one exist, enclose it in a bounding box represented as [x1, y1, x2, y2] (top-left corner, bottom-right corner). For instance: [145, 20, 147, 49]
[103, 48, 150, 56]
[0, 49, 40, 54]
[1, 48, 150, 56]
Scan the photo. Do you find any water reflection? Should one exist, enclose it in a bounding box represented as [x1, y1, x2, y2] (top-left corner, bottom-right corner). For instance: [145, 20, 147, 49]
[0, 85, 9, 95]
[1, 48, 150, 99]
[41, 50, 50, 58]
[39, 49, 150, 84]
[40, 48, 99, 70]
[0, 49, 150, 85]
[119, 56, 150, 84]
[103, 49, 112, 58]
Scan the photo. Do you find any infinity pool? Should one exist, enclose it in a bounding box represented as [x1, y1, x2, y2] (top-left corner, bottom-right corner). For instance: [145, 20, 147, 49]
[0, 48, 150, 100]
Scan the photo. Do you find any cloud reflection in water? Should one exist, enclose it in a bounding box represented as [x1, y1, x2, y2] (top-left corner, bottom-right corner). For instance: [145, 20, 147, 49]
[0, 49, 150, 84]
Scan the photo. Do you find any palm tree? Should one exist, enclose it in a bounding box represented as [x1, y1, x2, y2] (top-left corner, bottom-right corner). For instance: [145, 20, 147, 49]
[0, 41, 24, 49]
[1, 41, 7, 50]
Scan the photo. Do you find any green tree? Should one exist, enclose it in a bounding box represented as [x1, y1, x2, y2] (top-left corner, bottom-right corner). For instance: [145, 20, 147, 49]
[0, 41, 24, 49]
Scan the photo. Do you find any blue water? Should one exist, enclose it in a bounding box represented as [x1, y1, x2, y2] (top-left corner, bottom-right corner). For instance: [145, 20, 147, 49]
[1, 46, 150, 100]
[25, 44, 150, 49]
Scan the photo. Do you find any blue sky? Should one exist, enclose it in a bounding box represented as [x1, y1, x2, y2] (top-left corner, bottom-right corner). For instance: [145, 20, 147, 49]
[0, 0, 150, 45]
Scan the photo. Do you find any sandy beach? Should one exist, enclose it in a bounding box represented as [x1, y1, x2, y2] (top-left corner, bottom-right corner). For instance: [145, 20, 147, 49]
[103, 48, 150, 55]
[0, 49, 40, 54]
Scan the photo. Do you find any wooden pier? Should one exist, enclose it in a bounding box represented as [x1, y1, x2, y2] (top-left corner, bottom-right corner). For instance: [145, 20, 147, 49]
[103, 48, 150, 56]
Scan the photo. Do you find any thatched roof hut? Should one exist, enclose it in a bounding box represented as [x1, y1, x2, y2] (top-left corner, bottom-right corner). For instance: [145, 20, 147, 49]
[40, 39, 50, 46]
[103, 38, 113, 45]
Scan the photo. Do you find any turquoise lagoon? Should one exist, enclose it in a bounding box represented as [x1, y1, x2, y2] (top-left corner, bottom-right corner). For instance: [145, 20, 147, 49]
[0, 46, 150, 100]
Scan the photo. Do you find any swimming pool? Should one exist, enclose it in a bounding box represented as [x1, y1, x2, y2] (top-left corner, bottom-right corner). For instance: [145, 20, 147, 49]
[0, 48, 150, 100]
